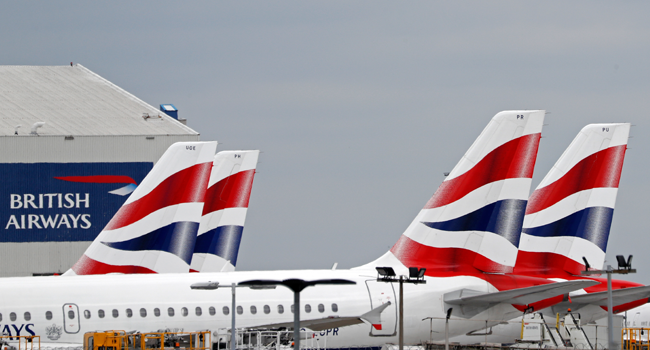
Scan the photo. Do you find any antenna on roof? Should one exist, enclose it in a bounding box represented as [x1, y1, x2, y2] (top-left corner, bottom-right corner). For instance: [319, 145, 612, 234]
[14, 125, 21, 135]
[30, 122, 45, 136]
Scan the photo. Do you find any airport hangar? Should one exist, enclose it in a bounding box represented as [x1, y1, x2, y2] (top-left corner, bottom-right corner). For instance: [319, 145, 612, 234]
[0, 64, 200, 277]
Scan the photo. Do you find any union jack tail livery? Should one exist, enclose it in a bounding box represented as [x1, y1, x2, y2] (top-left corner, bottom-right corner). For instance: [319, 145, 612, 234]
[364, 110, 545, 275]
[515, 123, 630, 276]
[65, 141, 217, 275]
[190, 150, 260, 273]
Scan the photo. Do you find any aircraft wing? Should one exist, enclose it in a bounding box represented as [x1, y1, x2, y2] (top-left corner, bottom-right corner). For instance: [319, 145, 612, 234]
[568, 285, 650, 306]
[444, 280, 599, 318]
[249, 302, 391, 331]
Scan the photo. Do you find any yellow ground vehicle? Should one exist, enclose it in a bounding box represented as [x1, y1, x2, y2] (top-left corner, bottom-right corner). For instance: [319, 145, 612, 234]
[623, 327, 650, 350]
[0, 335, 40, 350]
[83, 330, 211, 350]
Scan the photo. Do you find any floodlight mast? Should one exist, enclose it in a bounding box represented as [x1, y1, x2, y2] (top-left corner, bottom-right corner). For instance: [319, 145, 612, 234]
[376, 267, 426, 350]
[190, 281, 276, 350]
[238, 278, 356, 350]
[581, 255, 636, 350]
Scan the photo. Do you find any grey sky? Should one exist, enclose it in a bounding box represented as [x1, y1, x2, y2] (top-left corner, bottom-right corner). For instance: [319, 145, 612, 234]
[2, 2, 650, 283]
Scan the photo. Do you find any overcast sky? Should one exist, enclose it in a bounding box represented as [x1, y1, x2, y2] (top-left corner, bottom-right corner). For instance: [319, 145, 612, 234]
[2, 2, 650, 283]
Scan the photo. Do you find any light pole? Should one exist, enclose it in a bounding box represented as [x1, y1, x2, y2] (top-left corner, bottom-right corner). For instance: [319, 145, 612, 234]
[238, 278, 356, 350]
[581, 255, 636, 350]
[376, 267, 426, 350]
[190, 281, 276, 350]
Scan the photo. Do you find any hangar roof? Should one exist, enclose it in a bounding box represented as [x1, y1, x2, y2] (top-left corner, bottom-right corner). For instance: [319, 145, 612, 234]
[0, 64, 198, 136]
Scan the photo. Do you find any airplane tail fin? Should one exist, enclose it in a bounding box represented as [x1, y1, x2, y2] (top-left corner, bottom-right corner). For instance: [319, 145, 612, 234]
[190, 150, 260, 273]
[515, 123, 630, 276]
[65, 141, 217, 275]
[363, 111, 545, 275]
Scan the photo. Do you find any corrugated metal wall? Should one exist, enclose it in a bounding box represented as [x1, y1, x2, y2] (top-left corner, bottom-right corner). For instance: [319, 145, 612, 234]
[0, 135, 199, 163]
[0, 242, 89, 276]
[0, 134, 200, 277]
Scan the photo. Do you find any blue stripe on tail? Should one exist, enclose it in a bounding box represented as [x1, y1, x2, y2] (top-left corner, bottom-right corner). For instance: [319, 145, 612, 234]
[523, 206, 613, 251]
[194, 225, 243, 266]
[102, 221, 199, 264]
[422, 199, 527, 246]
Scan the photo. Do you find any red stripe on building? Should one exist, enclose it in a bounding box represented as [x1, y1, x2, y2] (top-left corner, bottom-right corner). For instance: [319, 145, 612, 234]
[55, 175, 138, 184]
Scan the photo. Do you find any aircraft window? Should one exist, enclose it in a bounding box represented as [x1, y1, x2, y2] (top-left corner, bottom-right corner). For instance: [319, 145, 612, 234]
[290, 305, 294, 314]
[223, 306, 230, 315]
[45, 311, 52, 320]
[98, 309, 105, 318]
[112, 309, 119, 318]
[305, 304, 311, 313]
[209, 307, 216, 316]
[250, 306, 257, 315]
[24, 312, 31, 321]
[181, 307, 188, 317]
[195, 307, 202, 316]
[318, 304, 325, 313]
[236, 306, 243, 315]
[84, 310, 91, 319]
[331, 303, 338, 312]
[68, 310, 75, 320]
[277, 305, 284, 314]
[10, 312, 16, 321]
[0, 313, 2, 321]
[168, 308, 175, 317]
[140, 308, 147, 318]
[264, 305, 270, 314]
[154, 308, 160, 317]
[126, 309, 133, 318]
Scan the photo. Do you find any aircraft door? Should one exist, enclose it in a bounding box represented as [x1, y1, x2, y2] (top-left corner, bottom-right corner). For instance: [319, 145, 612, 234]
[365, 280, 397, 336]
[62, 303, 80, 334]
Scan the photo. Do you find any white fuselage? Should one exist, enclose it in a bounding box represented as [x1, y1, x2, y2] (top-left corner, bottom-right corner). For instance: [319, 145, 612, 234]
[0, 269, 521, 348]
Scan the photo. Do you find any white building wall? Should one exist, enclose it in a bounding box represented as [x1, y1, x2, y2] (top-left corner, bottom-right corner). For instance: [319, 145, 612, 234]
[0, 134, 199, 163]
[0, 242, 89, 276]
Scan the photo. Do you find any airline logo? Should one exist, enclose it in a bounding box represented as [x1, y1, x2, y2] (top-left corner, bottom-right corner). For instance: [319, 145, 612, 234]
[517, 123, 631, 275]
[390, 111, 545, 275]
[0, 323, 36, 339]
[69, 142, 218, 275]
[0, 162, 152, 242]
[55, 175, 139, 196]
[191, 150, 259, 273]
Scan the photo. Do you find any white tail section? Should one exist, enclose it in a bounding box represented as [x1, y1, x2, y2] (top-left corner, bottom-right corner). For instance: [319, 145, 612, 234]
[361, 110, 545, 275]
[65, 141, 218, 275]
[516, 123, 630, 276]
[190, 150, 260, 273]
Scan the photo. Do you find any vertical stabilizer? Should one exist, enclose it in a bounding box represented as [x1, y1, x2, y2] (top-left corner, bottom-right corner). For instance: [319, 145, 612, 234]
[65, 141, 217, 275]
[190, 150, 259, 272]
[364, 111, 545, 275]
[515, 123, 630, 276]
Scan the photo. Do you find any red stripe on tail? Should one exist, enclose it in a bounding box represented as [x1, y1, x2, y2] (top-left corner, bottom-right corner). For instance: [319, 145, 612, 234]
[390, 235, 513, 275]
[526, 145, 627, 215]
[105, 162, 213, 231]
[72, 255, 157, 275]
[202, 169, 256, 215]
[425, 134, 540, 209]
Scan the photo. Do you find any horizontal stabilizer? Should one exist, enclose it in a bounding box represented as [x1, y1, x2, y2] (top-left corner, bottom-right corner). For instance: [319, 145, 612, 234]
[248, 302, 391, 332]
[444, 280, 599, 317]
[569, 285, 650, 307]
